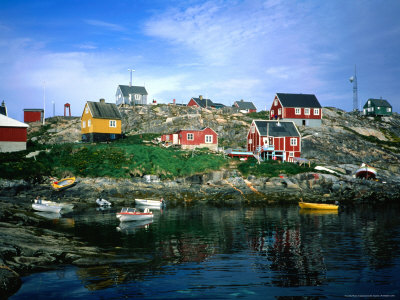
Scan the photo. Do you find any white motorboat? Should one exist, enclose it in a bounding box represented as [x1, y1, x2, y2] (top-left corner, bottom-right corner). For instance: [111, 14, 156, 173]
[41, 200, 74, 211]
[116, 207, 153, 222]
[135, 198, 165, 208]
[96, 198, 111, 206]
[32, 200, 62, 213]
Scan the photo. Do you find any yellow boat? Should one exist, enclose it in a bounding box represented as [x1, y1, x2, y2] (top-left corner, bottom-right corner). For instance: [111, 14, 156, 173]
[51, 177, 76, 191]
[298, 202, 338, 210]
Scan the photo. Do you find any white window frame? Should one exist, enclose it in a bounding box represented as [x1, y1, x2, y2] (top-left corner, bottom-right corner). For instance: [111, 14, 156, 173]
[304, 108, 310, 115]
[274, 99, 278, 106]
[187, 133, 194, 140]
[251, 125, 255, 133]
[88, 119, 91, 127]
[290, 138, 297, 146]
[109, 120, 117, 128]
[205, 135, 213, 143]
[278, 108, 282, 115]
[289, 151, 294, 157]
[85, 106, 89, 114]
[387, 107, 392, 112]
[270, 110, 274, 117]
[82, 121, 86, 128]
[295, 108, 301, 115]
[248, 138, 252, 144]
[314, 108, 319, 115]
[135, 94, 140, 100]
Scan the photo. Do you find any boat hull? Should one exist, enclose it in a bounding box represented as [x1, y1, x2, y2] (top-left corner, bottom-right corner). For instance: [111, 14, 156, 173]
[298, 202, 338, 210]
[51, 177, 76, 191]
[355, 167, 377, 179]
[135, 198, 162, 207]
[32, 203, 62, 213]
[116, 213, 153, 222]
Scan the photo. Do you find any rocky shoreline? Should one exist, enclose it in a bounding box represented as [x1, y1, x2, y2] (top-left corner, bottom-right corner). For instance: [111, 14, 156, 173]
[1, 168, 400, 298]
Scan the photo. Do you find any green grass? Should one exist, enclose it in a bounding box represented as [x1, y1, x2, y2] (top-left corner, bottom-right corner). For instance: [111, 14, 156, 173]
[0, 134, 228, 181]
[237, 157, 315, 177]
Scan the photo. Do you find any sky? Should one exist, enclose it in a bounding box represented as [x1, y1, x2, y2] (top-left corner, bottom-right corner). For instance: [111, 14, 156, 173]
[1, 0, 399, 121]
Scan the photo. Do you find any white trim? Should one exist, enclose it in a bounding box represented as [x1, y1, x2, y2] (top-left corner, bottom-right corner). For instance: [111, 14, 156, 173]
[314, 108, 319, 115]
[304, 108, 310, 115]
[187, 133, 194, 140]
[290, 138, 297, 146]
[82, 121, 86, 128]
[295, 108, 301, 115]
[109, 120, 117, 127]
[205, 135, 213, 143]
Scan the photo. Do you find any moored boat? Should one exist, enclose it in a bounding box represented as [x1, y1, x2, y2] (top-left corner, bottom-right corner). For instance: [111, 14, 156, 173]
[96, 198, 111, 206]
[355, 163, 377, 179]
[32, 200, 62, 213]
[41, 200, 74, 211]
[135, 198, 165, 208]
[51, 177, 77, 191]
[298, 202, 339, 210]
[116, 207, 153, 222]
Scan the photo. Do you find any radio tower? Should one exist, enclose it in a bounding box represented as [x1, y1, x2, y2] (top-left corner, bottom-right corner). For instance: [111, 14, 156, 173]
[349, 65, 358, 112]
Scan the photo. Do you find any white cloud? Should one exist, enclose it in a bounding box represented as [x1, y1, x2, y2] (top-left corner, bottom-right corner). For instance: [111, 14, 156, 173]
[84, 19, 125, 31]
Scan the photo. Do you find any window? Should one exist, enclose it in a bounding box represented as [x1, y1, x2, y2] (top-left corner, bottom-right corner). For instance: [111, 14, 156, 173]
[269, 137, 273, 145]
[304, 108, 310, 115]
[289, 152, 294, 157]
[377, 106, 381, 110]
[270, 110, 274, 117]
[290, 138, 297, 146]
[88, 119, 91, 127]
[371, 107, 374, 111]
[278, 108, 282, 115]
[135, 94, 140, 100]
[166, 135, 170, 141]
[295, 108, 301, 115]
[110, 134, 116, 140]
[387, 107, 392, 112]
[248, 138, 252, 144]
[274, 99, 278, 106]
[187, 133, 194, 140]
[109, 120, 117, 127]
[205, 135, 213, 143]
[251, 125, 255, 133]
[85, 106, 89, 114]
[82, 121, 86, 128]
[314, 108, 319, 115]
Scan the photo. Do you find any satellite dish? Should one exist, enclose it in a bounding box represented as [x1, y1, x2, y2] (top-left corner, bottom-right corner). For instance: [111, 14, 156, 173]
[349, 76, 354, 83]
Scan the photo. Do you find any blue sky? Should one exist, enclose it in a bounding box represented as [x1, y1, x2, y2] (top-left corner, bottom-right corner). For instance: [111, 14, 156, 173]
[1, 0, 399, 121]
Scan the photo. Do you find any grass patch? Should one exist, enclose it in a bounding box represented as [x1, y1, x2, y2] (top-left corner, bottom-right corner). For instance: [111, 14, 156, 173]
[237, 157, 315, 177]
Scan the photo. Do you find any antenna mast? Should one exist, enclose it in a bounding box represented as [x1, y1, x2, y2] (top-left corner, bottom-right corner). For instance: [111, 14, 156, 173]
[349, 65, 358, 112]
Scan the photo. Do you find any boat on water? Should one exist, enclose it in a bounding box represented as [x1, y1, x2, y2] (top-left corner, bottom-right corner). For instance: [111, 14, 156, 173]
[135, 198, 165, 208]
[96, 198, 111, 206]
[298, 202, 339, 210]
[32, 200, 62, 213]
[41, 200, 74, 211]
[51, 177, 77, 191]
[355, 163, 377, 179]
[116, 207, 153, 222]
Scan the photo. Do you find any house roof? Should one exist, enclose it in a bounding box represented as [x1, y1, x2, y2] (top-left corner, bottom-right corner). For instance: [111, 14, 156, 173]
[118, 85, 148, 96]
[276, 93, 321, 108]
[211, 103, 225, 108]
[0, 114, 29, 128]
[0, 107, 6, 116]
[191, 97, 214, 108]
[364, 98, 392, 108]
[254, 120, 299, 137]
[23, 109, 44, 112]
[87, 101, 122, 119]
[234, 100, 256, 110]
[176, 127, 218, 135]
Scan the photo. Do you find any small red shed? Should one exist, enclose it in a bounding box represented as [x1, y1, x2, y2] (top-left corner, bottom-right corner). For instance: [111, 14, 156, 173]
[24, 109, 44, 123]
[162, 127, 218, 151]
[0, 114, 29, 152]
[247, 120, 301, 162]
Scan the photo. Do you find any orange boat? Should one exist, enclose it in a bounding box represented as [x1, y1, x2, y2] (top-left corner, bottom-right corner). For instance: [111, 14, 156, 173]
[51, 177, 76, 191]
[298, 202, 338, 210]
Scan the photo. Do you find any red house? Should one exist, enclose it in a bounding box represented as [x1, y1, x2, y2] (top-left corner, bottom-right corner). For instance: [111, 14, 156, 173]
[24, 109, 44, 123]
[247, 120, 301, 162]
[187, 95, 214, 108]
[233, 100, 257, 113]
[269, 93, 322, 127]
[161, 127, 218, 151]
[0, 114, 29, 152]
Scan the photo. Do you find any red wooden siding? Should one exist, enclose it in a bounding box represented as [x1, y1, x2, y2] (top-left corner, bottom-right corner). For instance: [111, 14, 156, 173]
[187, 99, 199, 107]
[24, 111, 42, 122]
[270, 96, 283, 119]
[178, 128, 217, 145]
[283, 107, 321, 119]
[0, 127, 27, 142]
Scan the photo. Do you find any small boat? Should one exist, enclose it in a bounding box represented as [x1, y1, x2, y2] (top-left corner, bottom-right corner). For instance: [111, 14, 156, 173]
[355, 163, 377, 179]
[32, 200, 62, 213]
[135, 198, 165, 208]
[41, 200, 74, 211]
[51, 177, 77, 191]
[96, 198, 111, 207]
[116, 207, 153, 222]
[298, 202, 339, 210]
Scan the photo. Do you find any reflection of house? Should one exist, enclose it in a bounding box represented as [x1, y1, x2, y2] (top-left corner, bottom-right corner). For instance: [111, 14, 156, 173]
[0, 114, 29, 152]
[81, 99, 122, 142]
[0, 101, 7, 116]
[362, 98, 392, 116]
[269, 93, 322, 127]
[247, 120, 301, 162]
[116, 85, 148, 106]
[24, 108, 44, 123]
[161, 127, 218, 151]
[233, 100, 257, 113]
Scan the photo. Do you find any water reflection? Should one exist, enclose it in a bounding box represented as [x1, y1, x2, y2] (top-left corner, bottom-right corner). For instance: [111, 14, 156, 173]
[116, 219, 153, 234]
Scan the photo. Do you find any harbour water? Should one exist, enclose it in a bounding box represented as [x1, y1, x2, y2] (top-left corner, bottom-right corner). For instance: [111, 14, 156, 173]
[11, 203, 400, 299]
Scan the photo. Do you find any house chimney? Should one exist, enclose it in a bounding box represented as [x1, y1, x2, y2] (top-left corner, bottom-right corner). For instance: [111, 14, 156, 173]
[199, 95, 203, 100]
[99, 98, 105, 103]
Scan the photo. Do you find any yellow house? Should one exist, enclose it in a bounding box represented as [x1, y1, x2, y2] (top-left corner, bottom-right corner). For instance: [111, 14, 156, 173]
[81, 99, 122, 142]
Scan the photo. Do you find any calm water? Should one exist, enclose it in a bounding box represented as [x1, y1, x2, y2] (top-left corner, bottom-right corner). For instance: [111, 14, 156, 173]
[11, 203, 400, 299]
